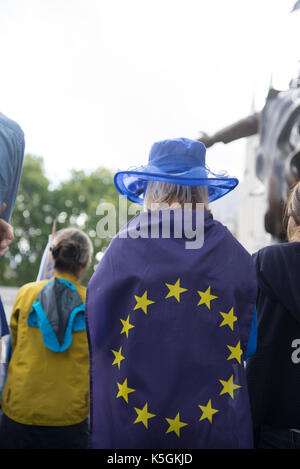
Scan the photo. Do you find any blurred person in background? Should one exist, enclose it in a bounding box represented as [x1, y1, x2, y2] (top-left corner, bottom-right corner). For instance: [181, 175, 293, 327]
[0, 228, 93, 449]
[0, 112, 25, 426]
[0, 112, 25, 258]
[246, 181, 300, 449]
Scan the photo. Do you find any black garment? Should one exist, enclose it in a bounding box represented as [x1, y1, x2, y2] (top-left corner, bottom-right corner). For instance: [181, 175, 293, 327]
[246, 242, 300, 447]
[258, 425, 300, 449]
[0, 413, 89, 449]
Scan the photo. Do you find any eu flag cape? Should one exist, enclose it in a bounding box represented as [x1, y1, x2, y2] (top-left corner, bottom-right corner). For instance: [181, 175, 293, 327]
[86, 210, 257, 449]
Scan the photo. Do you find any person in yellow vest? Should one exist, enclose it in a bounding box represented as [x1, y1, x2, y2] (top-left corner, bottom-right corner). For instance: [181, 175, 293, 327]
[0, 228, 93, 449]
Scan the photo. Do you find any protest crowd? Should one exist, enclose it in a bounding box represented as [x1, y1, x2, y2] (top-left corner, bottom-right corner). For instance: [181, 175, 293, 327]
[0, 111, 300, 450]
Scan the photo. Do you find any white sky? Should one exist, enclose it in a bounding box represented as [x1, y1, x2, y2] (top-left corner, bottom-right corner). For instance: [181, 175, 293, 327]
[0, 0, 299, 186]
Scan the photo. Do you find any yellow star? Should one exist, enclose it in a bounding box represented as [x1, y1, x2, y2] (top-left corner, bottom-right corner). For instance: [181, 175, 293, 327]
[134, 402, 156, 429]
[111, 346, 125, 370]
[165, 278, 188, 303]
[197, 286, 218, 310]
[198, 399, 219, 424]
[219, 375, 241, 399]
[116, 378, 135, 403]
[120, 314, 135, 338]
[165, 412, 188, 438]
[219, 307, 237, 331]
[134, 291, 155, 315]
[227, 341, 243, 364]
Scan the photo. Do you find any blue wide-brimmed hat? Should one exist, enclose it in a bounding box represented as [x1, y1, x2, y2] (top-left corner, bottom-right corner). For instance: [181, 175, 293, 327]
[114, 138, 238, 205]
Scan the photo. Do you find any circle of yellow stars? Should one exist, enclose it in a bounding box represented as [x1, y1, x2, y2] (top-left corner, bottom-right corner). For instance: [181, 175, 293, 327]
[110, 278, 244, 438]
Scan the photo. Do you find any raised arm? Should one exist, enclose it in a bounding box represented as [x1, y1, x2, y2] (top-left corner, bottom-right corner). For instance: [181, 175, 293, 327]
[198, 112, 260, 148]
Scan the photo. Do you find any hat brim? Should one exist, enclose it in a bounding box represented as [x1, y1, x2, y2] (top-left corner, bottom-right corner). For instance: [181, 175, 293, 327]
[114, 164, 239, 205]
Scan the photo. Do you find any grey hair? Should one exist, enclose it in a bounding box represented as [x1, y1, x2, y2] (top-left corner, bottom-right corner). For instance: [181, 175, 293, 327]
[52, 227, 94, 269]
[144, 181, 209, 210]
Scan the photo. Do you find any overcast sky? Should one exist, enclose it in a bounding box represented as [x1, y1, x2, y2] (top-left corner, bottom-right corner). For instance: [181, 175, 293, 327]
[0, 0, 299, 187]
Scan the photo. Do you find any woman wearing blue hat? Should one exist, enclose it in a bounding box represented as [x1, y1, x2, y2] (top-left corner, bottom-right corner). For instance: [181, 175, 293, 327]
[114, 138, 238, 205]
[86, 138, 257, 449]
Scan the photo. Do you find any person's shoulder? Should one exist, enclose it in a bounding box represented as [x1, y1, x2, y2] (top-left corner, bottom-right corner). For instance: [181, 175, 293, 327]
[11, 280, 48, 312]
[16, 280, 48, 299]
[0, 112, 24, 142]
[219, 222, 252, 259]
[254, 242, 299, 261]
[252, 242, 300, 281]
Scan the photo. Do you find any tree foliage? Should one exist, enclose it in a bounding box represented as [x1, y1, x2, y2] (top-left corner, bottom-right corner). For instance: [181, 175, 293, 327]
[0, 154, 128, 286]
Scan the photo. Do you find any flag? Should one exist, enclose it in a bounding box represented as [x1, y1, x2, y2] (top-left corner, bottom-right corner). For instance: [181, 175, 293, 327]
[86, 210, 257, 449]
[36, 220, 56, 281]
[36, 234, 55, 281]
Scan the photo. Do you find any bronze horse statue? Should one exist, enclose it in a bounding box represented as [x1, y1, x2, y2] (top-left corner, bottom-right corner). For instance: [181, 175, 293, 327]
[199, 73, 300, 240]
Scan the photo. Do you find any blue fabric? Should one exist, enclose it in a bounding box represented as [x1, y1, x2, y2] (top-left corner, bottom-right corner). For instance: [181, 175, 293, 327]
[28, 302, 85, 352]
[42, 278, 75, 289]
[0, 297, 9, 337]
[73, 312, 87, 332]
[28, 279, 86, 352]
[245, 307, 257, 360]
[56, 278, 77, 291]
[0, 113, 25, 222]
[114, 138, 239, 205]
[86, 210, 257, 449]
